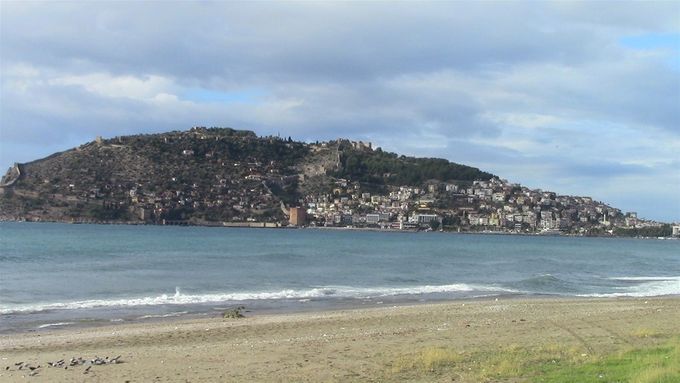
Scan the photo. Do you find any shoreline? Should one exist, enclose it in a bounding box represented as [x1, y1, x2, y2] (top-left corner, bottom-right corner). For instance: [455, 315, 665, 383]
[0, 292, 551, 335]
[2, 296, 679, 382]
[2, 219, 678, 240]
[7, 291, 680, 336]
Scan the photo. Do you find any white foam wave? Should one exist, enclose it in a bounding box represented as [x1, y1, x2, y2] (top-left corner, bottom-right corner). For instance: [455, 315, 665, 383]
[0, 284, 514, 314]
[138, 311, 188, 319]
[580, 278, 680, 298]
[609, 276, 680, 282]
[37, 322, 74, 329]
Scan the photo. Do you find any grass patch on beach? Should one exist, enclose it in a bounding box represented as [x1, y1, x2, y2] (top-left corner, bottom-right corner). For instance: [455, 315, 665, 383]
[391, 346, 466, 374]
[631, 327, 662, 339]
[389, 338, 680, 382]
[389, 343, 590, 381]
[478, 343, 594, 380]
[533, 337, 680, 383]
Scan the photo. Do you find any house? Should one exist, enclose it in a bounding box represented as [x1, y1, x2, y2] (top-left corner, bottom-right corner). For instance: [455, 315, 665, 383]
[366, 213, 380, 225]
[412, 214, 439, 225]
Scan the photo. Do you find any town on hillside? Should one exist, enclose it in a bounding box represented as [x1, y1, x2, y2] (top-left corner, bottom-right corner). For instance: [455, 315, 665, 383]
[0, 127, 676, 237]
[292, 175, 677, 237]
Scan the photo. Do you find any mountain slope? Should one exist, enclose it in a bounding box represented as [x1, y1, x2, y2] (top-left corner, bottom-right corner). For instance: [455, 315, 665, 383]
[0, 127, 491, 225]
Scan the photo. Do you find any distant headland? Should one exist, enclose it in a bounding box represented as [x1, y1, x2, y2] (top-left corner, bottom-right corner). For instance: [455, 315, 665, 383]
[1, 127, 676, 237]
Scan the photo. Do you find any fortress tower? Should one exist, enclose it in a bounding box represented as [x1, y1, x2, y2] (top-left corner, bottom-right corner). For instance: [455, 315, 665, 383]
[289, 207, 307, 226]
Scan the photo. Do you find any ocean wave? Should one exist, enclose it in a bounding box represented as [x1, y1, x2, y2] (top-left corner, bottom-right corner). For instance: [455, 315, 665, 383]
[137, 311, 189, 319]
[0, 284, 514, 314]
[580, 278, 680, 298]
[37, 322, 74, 329]
[608, 276, 680, 282]
[508, 274, 580, 293]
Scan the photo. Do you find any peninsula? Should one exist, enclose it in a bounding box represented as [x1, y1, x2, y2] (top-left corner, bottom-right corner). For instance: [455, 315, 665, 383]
[0, 127, 674, 237]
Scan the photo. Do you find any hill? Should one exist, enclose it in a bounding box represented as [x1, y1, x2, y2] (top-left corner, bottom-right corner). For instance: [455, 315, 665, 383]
[0, 127, 496, 227]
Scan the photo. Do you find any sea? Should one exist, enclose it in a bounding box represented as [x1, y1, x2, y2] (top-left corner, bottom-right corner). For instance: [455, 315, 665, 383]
[1, 222, 679, 333]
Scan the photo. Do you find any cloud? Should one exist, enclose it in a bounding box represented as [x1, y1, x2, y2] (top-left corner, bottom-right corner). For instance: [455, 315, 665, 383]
[1, 1, 678, 221]
[48, 73, 177, 101]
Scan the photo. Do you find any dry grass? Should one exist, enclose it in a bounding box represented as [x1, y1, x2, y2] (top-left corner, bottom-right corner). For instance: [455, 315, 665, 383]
[631, 327, 662, 339]
[389, 342, 597, 382]
[392, 346, 466, 374]
[390, 339, 680, 382]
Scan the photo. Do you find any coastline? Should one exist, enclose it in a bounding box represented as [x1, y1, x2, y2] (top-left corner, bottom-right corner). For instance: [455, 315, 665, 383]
[2, 296, 679, 382]
[2, 219, 678, 239]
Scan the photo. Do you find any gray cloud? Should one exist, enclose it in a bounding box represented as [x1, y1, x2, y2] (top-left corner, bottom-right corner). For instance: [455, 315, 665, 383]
[1, 1, 678, 221]
[5, 2, 673, 81]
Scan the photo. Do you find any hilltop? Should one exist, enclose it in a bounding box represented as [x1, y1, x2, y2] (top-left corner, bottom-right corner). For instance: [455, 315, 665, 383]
[0, 127, 671, 236]
[0, 127, 486, 223]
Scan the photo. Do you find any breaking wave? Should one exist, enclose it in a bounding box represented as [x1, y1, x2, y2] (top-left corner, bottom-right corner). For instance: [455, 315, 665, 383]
[609, 276, 680, 282]
[3, 279, 678, 315]
[37, 322, 74, 329]
[581, 276, 680, 298]
[0, 284, 516, 314]
[137, 311, 189, 319]
[509, 274, 581, 294]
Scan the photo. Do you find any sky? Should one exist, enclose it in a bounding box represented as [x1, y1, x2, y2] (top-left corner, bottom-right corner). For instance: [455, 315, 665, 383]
[1, 1, 679, 222]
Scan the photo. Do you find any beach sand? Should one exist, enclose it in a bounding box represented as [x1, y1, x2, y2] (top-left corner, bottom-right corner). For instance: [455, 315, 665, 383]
[1, 297, 678, 382]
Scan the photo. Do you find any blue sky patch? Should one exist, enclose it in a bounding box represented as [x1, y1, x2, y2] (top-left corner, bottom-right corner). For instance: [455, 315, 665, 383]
[620, 32, 680, 71]
[619, 32, 680, 50]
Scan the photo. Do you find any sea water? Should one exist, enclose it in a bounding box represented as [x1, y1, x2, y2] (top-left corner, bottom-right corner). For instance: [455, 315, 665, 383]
[1, 222, 678, 332]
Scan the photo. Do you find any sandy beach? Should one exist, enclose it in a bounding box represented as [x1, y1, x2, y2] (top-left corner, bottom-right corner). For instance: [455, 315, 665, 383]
[1, 297, 679, 382]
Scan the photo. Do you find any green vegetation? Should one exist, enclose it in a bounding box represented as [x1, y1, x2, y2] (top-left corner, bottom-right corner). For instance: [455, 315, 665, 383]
[223, 305, 246, 319]
[614, 224, 673, 238]
[389, 337, 680, 382]
[534, 337, 680, 383]
[131, 127, 308, 171]
[334, 146, 493, 186]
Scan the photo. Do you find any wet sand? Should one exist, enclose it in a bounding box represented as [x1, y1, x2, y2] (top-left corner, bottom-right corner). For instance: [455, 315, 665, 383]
[1, 297, 678, 382]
